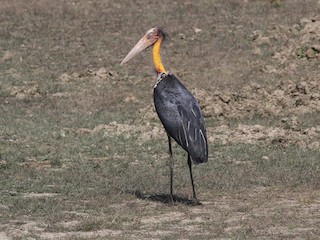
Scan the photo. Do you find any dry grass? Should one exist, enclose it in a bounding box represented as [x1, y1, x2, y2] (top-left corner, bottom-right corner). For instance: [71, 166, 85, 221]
[1, 0, 320, 239]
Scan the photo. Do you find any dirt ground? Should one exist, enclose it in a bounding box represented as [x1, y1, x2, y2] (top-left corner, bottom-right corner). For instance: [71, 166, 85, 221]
[1, 0, 320, 239]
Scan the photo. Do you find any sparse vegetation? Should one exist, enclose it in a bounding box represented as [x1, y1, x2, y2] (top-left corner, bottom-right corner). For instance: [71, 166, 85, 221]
[1, 0, 320, 239]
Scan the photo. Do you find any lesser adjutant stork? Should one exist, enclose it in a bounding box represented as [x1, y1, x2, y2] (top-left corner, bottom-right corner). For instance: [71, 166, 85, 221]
[121, 27, 208, 204]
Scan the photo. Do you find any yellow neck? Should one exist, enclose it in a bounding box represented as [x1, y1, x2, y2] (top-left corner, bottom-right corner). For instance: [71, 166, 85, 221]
[152, 37, 167, 74]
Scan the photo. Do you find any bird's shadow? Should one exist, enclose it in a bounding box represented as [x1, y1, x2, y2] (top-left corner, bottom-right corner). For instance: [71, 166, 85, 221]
[126, 190, 201, 206]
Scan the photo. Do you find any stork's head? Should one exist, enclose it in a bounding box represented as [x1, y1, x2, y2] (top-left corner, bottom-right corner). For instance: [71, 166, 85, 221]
[120, 27, 164, 65]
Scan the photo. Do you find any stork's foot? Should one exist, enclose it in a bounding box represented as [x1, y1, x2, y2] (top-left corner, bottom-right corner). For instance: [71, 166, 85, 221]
[191, 197, 201, 206]
[169, 194, 175, 205]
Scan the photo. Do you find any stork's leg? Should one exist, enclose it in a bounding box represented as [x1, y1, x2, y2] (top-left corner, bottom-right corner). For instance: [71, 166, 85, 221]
[167, 135, 174, 202]
[188, 154, 199, 203]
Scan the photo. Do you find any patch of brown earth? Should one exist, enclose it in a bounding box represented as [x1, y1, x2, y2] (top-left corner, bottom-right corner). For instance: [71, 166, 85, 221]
[70, 120, 319, 150]
[40, 229, 123, 240]
[195, 79, 320, 120]
[6, 81, 43, 100]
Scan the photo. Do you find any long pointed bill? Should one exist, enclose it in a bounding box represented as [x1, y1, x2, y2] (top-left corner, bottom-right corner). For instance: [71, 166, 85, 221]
[120, 35, 156, 65]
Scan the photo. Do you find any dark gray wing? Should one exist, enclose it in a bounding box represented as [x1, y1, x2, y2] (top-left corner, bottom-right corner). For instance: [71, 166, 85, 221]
[153, 73, 208, 164]
[175, 101, 208, 164]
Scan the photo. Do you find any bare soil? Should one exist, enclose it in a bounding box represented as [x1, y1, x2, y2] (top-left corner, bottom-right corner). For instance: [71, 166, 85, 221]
[1, 0, 320, 239]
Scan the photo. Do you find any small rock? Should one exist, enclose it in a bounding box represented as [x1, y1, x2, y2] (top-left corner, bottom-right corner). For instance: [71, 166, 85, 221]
[296, 82, 310, 94]
[124, 95, 139, 103]
[251, 30, 262, 41]
[60, 130, 66, 138]
[203, 109, 212, 118]
[252, 124, 264, 132]
[306, 48, 316, 59]
[300, 17, 311, 27]
[252, 46, 262, 55]
[212, 104, 223, 116]
[311, 93, 320, 100]
[303, 127, 317, 136]
[0, 160, 8, 168]
[193, 27, 202, 34]
[273, 89, 285, 98]
[208, 136, 215, 142]
[291, 116, 299, 126]
[312, 44, 320, 51]
[59, 73, 73, 82]
[295, 97, 306, 106]
[96, 67, 108, 78]
[219, 94, 231, 104]
[251, 30, 270, 45]
[263, 65, 277, 73]
[179, 33, 185, 39]
[1, 51, 15, 62]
